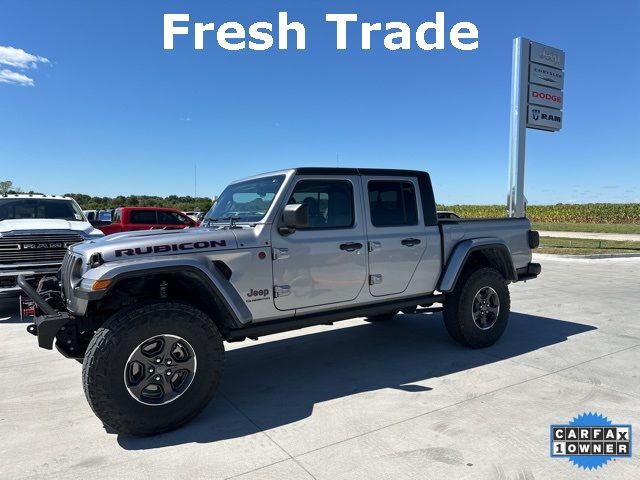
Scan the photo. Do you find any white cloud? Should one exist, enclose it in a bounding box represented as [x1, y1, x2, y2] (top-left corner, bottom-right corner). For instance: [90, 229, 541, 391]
[0, 46, 49, 69]
[0, 69, 34, 86]
[0, 46, 50, 86]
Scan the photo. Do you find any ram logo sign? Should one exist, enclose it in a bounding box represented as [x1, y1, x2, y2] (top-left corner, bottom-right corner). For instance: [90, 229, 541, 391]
[528, 105, 562, 131]
[21, 242, 69, 250]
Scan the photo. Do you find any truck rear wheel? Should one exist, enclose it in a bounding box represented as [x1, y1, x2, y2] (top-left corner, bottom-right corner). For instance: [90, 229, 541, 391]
[443, 267, 510, 348]
[82, 300, 224, 436]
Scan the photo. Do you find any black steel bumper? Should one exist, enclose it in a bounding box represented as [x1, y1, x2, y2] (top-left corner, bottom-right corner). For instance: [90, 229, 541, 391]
[17, 275, 71, 350]
[516, 262, 542, 281]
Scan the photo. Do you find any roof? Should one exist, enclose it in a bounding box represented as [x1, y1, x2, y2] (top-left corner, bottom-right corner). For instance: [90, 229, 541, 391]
[230, 167, 429, 184]
[0, 194, 73, 200]
[115, 206, 185, 211]
[295, 167, 427, 177]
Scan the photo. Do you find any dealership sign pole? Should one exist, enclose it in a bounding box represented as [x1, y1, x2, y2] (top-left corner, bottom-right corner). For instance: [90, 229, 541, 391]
[507, 37, 565, 217]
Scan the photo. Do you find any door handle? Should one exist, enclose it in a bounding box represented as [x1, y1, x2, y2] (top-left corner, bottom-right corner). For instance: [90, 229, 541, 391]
[401, 238, 422, 247]
[340, 242, 363, 252]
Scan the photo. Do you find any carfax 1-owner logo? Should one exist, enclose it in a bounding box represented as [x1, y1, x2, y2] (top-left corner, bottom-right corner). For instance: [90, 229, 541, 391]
[550, 412, 632, 470]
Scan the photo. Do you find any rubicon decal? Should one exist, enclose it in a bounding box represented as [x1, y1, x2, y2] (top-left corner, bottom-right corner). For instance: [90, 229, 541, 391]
[114, 239, 227, 257]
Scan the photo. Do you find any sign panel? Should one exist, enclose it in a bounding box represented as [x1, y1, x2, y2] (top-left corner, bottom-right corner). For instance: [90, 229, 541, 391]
[529, 63, 564, 89]
[530, 42, 565, 70]
[528, 84, 563, 109]
[527, 105, 562, 131]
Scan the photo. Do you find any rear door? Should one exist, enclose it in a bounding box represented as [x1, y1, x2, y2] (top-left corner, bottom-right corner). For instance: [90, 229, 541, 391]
[271, 175, 367, 310]
[364, 177, 427, 296]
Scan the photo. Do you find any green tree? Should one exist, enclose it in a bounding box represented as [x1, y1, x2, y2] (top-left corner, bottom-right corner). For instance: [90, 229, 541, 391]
[0, 180, 14, 195]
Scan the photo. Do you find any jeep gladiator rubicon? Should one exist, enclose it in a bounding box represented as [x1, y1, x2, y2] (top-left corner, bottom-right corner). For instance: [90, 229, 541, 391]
[0, 195, 103, 298]
[19, 168, 540, 435]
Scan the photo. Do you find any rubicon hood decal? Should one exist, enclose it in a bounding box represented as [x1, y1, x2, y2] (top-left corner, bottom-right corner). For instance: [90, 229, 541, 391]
[114, 239, 227, 257]
[76, 228, 238, 262]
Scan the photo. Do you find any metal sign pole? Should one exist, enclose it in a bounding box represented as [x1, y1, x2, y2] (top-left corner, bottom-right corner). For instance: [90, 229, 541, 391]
[507, 37, 529, 218]
[507, 37, 564, 218]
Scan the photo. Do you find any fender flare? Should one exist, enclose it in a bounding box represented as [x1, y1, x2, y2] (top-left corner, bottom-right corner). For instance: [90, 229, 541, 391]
[438, 238, 517, 293]
[78, 257, 252, 328]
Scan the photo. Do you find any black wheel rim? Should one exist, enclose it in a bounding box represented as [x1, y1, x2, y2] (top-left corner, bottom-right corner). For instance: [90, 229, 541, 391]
[471, 286, 500, 330]
[124, 334, 197, 406]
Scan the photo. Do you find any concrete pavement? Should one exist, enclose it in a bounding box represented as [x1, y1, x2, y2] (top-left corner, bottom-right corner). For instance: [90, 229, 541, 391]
[1, 254, 639, 479]
[539, 230, 640, 242]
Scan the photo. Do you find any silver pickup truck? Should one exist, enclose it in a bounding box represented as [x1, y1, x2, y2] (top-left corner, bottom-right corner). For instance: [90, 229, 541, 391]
[19, 168, 540, 435]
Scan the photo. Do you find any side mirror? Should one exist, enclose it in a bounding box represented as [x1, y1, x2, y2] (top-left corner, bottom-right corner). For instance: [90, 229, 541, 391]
[280, 204, 309, 234]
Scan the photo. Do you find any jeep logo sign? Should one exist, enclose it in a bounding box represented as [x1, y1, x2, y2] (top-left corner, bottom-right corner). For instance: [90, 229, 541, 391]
[530, 42, 565, 70]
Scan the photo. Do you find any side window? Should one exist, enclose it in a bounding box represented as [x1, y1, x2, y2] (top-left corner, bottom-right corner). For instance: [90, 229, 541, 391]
[113, 209, 121, 223]
[368, 181, 418, 227]
[288, 179, 354, 229]
[158, 211, 191, 225]
[130, 210, 158, 224]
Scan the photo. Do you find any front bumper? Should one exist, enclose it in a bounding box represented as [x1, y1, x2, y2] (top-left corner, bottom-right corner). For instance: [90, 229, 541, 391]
[26, 312, 72, 349]
[0, 265, 60, 296]
[17, 275, 71, 350]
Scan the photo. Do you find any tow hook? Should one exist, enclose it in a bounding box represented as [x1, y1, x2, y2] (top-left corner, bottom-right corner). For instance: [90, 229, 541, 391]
[26, 324, 38, 336]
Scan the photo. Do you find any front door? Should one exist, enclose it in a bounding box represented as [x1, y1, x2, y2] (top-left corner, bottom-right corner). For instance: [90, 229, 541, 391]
[271, 175, 367, 310]
[364, 177, 427, 296]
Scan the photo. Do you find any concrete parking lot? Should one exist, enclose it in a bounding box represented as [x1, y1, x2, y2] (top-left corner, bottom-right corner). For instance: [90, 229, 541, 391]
[1, 254, 639, 479]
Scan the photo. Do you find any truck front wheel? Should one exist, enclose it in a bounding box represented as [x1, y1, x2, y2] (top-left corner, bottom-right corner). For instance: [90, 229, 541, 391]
[443, 267, 510, 348]
[82, 300, 224, 435]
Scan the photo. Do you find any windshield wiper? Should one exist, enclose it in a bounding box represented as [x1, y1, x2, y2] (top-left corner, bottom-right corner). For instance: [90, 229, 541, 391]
[206, 216, 240, 228]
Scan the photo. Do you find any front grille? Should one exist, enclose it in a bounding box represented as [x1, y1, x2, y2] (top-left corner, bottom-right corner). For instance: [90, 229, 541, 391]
[0, 233, 84, 265]
[60, 251, 78, 301]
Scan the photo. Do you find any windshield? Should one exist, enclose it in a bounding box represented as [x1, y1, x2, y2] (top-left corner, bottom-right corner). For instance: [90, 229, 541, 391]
[0, 198, 85, 221]
[204, 175, 285, 224]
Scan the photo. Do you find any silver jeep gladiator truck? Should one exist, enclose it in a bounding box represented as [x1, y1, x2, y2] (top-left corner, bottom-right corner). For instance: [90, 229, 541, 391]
[19, 168, 540, 435]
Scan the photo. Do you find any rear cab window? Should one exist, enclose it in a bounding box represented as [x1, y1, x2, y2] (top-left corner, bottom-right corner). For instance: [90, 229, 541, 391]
[367, 180, 419, 227]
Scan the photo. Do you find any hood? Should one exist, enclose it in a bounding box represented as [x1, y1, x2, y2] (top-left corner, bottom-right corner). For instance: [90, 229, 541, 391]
[72, 226, 238, 262]
[0, 218, 102, 237]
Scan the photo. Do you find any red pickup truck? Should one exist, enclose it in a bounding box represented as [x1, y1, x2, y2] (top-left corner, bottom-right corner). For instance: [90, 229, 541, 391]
[98, 207, 197, 235]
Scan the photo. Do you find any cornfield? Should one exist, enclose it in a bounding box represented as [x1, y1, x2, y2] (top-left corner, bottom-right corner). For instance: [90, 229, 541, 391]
[438, 204, 640, 224]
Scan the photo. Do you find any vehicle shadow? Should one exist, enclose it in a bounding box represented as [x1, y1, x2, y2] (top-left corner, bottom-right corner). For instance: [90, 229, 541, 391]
[117, 311, 596, 450]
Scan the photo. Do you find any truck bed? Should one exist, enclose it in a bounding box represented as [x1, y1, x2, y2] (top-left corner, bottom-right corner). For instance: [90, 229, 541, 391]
[439, 217, 533, 271]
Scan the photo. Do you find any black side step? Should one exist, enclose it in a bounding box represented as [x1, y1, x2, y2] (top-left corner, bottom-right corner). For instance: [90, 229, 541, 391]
[227, 293, 445, 341]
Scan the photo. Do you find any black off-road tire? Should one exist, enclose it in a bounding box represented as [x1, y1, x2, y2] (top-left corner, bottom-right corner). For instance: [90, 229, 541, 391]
[443, 267, 510, 348]
[365, 310, 399, 322]
[82, 300, 224, 436]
